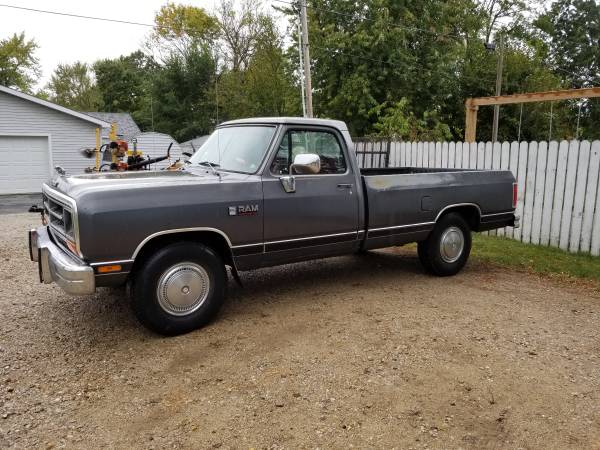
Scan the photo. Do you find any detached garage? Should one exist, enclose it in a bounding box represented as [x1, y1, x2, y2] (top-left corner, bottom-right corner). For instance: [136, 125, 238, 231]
[0, 85, 109, 194]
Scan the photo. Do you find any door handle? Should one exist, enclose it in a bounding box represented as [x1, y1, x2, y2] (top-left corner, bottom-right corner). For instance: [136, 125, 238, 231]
[337, 183, 353, 189]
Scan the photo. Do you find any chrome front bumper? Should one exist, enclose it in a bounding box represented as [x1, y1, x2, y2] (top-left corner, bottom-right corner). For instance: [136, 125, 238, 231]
[28, 226, 95, 295]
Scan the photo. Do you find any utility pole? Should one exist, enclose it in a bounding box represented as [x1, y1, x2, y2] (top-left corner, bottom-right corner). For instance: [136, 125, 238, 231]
[297, 21, 307, 117]
[491, 34, 504, 142]
[300, 1, 313, 117]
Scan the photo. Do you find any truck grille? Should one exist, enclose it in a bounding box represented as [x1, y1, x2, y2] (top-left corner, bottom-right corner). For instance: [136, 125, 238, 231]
[43, 192, 74, 241]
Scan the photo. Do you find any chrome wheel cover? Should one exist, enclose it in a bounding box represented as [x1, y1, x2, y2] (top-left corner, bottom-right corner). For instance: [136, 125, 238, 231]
[439, 226, 464, 263]
[156, 262, 210, 316]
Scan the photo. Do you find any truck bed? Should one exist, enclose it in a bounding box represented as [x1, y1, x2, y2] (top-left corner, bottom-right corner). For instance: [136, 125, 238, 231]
[360, 167, 516, 250]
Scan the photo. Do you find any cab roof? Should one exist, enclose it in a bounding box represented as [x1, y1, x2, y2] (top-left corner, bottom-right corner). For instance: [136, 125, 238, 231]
[219, 117, 348, 131]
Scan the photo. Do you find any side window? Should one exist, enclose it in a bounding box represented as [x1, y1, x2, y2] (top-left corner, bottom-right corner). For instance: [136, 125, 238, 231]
[270, 130, 347, 175]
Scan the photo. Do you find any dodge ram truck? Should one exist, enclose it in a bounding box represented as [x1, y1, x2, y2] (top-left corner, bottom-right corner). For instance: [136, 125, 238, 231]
[28, 117, 519, 335]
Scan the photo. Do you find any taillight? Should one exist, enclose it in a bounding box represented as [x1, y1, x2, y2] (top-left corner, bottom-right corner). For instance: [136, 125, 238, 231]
[512, 183, 518, 208]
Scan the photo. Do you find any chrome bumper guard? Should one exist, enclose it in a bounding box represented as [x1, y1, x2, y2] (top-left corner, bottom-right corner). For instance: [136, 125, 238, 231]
[513, 215, 521, 229]
[29, 226, 95, 295]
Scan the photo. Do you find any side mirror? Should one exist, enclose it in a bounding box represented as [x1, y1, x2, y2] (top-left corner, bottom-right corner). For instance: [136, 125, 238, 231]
[290, 153, 320, 175]
[280, 154, 321, 194]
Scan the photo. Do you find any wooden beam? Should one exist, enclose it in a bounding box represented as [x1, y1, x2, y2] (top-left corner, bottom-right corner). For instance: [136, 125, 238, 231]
[464, 86, 600, 142]
[465, 102, 479, 143]
[469, 87, 600, 107]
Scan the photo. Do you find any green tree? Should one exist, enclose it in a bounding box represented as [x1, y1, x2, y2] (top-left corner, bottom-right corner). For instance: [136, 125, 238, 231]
[289, 0, 482, 136]
[245, 34, 301, 117]
[371, 98, 452, 141]
[452, 34, 566, 142]
[143, 46, 217, 142]
[216, 0, 266, 72]
[217, 9, 301, 120]
[136, 0, 299, 135]
[147, 3, 219, 61]
[535, 0, 600, 139]
[94, 51, 154, 113]
[475, 0, 531, 43]
[284, 0, 576, 141]
[46, 62, 101, 111]
[0, 32, 40, 92]
[535, 0, 599, 87]
[138, 3, 221, 137]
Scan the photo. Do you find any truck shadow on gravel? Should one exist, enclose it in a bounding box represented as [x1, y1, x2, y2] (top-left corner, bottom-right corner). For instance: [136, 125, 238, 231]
[228, 250, 427, 301]
[43, 247, 488, 359]
[40, 249, 434, 345]
[220, 249, 457, 320]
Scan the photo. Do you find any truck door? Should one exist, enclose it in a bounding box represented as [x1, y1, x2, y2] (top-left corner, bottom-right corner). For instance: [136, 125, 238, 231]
[261, 127, 360, 264]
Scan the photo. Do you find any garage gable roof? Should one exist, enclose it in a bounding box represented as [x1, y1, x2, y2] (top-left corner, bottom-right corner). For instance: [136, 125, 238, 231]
[0, 85, 110, 127]
[84, 112, 141, 141]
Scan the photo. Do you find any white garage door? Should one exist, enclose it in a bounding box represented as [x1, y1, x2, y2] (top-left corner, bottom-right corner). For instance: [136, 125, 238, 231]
[0, 136, 50, 194]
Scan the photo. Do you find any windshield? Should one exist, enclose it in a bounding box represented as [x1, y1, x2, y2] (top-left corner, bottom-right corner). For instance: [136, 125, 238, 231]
[189, 125, 276, 174]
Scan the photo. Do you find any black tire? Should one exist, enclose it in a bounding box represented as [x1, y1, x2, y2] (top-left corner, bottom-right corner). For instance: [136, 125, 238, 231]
[417, 212, 472, 277]
[417, 241, 434, 273]
[131, 242, 226, 335]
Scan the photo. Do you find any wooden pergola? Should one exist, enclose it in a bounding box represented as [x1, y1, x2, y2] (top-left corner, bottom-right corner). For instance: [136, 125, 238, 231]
[464, 87, 600, 142]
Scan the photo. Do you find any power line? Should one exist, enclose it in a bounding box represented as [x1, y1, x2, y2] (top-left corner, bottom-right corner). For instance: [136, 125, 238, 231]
[0, 2, 223, 40]
[0, 3, 156, 28]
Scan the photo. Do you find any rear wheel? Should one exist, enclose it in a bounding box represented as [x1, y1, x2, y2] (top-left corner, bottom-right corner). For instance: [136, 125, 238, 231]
[418, 213, 471, 276]
[131, 242, 226, 335]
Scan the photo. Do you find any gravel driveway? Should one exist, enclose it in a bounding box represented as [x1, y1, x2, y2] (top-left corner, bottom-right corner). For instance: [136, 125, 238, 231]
[1, 213, 599, 449]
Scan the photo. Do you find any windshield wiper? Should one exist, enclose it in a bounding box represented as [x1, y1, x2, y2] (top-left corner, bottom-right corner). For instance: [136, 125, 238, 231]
[196, 160, 221, 178]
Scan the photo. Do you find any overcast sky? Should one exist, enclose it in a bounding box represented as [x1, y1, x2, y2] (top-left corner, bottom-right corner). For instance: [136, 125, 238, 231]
[0, 0, 219, 89]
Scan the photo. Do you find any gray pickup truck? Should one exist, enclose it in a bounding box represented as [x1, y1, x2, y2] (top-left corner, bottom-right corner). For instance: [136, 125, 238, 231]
[28, 117, 518, 335]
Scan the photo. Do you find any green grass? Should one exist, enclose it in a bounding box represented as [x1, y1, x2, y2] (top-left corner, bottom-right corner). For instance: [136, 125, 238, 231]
[471, 234, 600, 283]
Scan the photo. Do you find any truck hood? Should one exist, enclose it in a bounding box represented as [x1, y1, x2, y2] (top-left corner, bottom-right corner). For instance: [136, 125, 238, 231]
[43, 167, 264, 263]
[49, 168, 254, 200]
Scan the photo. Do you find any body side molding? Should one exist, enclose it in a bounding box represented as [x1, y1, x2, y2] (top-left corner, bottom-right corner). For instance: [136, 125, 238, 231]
[435, 203, 483, 222]
[131, 227, 235, 259]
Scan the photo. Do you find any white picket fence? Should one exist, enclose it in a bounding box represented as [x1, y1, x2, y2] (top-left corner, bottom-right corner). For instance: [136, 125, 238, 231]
[354, 140, 600, 256]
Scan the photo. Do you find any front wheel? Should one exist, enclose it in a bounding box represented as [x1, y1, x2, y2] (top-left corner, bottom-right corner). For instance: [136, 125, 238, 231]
[131, 242, 226, 335]
[418, 212, 472, 277]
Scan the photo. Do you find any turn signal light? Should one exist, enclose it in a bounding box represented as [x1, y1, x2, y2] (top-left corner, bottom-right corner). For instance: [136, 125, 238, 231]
[97, 265, 122, 274]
